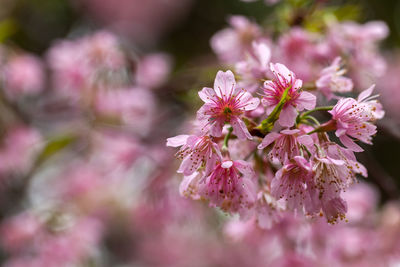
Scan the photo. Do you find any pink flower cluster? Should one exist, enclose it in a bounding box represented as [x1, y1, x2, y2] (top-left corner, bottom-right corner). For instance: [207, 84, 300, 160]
[169, 55, 384, 224]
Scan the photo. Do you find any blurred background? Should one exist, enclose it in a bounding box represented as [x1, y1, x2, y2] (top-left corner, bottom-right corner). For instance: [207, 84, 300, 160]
[0, 0, 399, 266]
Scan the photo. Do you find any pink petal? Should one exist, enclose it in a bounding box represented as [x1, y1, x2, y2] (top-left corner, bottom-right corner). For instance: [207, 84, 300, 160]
[198, 87, 216, 103]
[214, 70, 236, 97]
[166, 135, 189, 147]
[258, 132, 280, 149]
[270, 63, 292, 85]
[278, 105, 298, 127]
[231, 116, 252, 140]
[209, 120, 224, 137]
[357, 85, 375, 102]
[242, 95, 260, 111]
[339, 135, 364, 152]
[179, 172, 200, 197]
[297, 135, 314, 149]
[296, 91, 316, 111]
[253, 42, 271, 69]
[235, 160, 257, 181]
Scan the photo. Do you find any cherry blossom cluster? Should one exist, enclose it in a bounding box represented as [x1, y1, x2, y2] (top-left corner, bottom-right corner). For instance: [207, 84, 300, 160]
[168, 26, 385, 224]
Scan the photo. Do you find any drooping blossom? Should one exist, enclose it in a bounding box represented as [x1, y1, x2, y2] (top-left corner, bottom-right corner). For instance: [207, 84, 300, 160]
[257, 129, 313, 164]
[312, 153, 353, 223]
[271, 156, 319, 214]
[324, 141, 367, 178]
[329, 85, 384, 152]
[166, 134, 221, 176]
[198, 160, 257, 215]
[197, 70, 260, 139]
[2, 54, 45, 99]
[316, 57, 353, 100]
[262, 63, 316, 127]
[211, 16, 262, 63]
[235, 41, 271, 92]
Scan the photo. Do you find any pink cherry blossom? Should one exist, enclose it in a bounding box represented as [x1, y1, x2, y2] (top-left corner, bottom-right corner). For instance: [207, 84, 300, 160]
[316, 57, 353, 100]
[329, 85, 383, 152]
[271, 156, 319, 214]
[262, 63, 316, 127]
[198, 160, 257, 215]
[167, 134, 221, 176]
[197, 70, 260, 139]
[312, 153, 354, 223]
[258, 129, 313, 164]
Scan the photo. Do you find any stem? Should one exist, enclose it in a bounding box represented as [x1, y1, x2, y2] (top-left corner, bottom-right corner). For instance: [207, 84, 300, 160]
[222, 127, 233, 151]
[300, 106, 334, 118]
[306, 120, 336, 135]
[257, 86, 291, 133]
[303, 115, 320, 126]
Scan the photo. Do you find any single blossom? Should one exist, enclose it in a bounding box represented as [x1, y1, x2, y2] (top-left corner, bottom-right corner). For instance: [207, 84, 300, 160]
[258, 129, 313, 164]
[329, 85, 383, 152]
[198, 160, 257, 215]
[312, 152, 354, 223]
[316, 57, 353, 100]
[197, 70, 260, 139]
[167, 134, 221, 176]
[262, 63, 316, 127]
[271, 156, 319, 214]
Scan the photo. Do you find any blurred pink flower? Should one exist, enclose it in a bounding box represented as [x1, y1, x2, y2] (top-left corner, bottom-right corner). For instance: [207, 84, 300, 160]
[0, 126, 42, 175]
[76, 0, 193, 44]
[95, 87, 156, 136]
[211, 16, 262, 63]
[0, 212, 41, 253]
[235, 41, 271, 92]
[316, 57, 353, 100]
[2, 54, 44, 99]
[135, 53, 172, 89]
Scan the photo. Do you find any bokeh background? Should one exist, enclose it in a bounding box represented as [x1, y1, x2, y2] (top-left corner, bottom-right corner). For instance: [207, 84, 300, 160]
[0, 0, 399, 266]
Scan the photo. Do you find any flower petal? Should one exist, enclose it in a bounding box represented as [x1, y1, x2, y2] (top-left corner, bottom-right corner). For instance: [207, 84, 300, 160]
[166, 135, 189, 147]
[278, 105, 298, 127]
[214, 70, 236, 97]
[296, 91, 316, 111]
